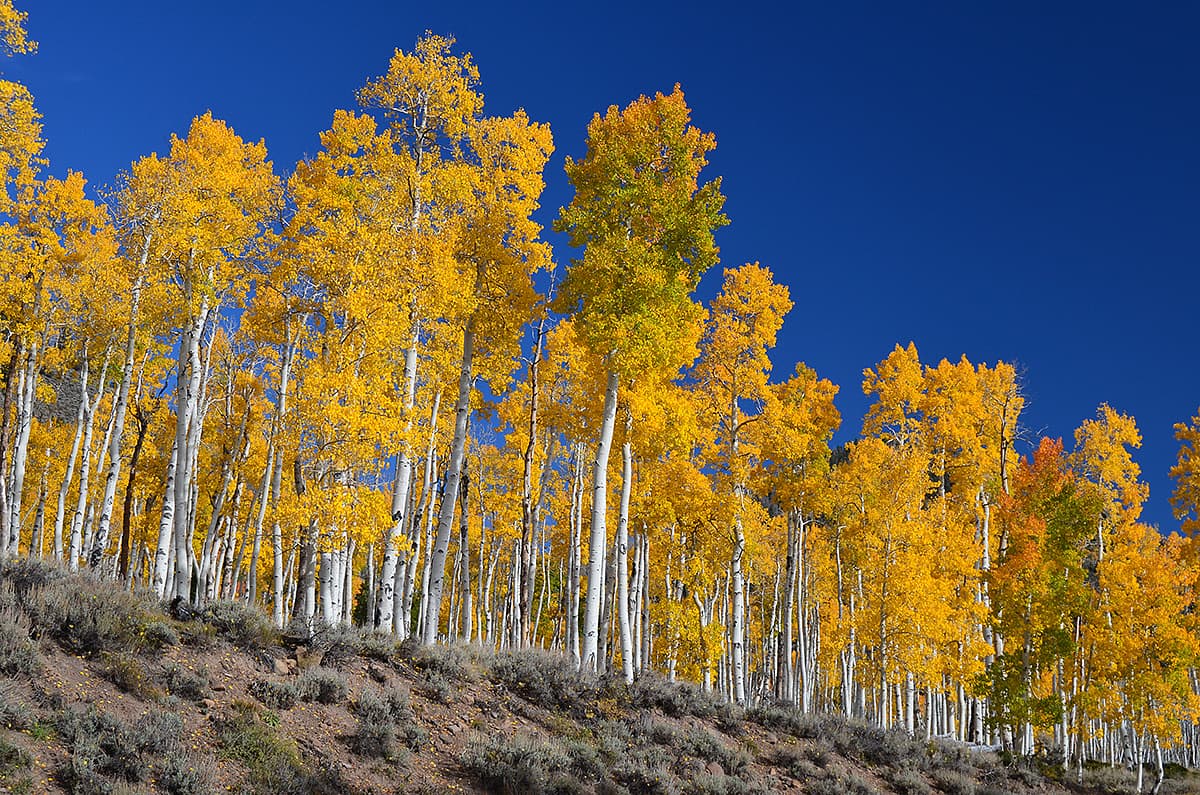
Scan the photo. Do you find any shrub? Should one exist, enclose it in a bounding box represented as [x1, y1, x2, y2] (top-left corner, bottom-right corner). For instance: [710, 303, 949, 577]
[626, 670, 727, 719]
[23, 576, 150, 656]
[689, 772, 751, 795]
[492, 648, 599, 711]
[746, 704, 845, 742]
[57, 707, 146, 791]
[296, 666, 347, 704]
[133, 711, 183, 755]
[200, 600, 277, 650]
[352, 685, 425, 759]
[141, 620, 180, 649]
[678, 727, 749, 777]
[771, 745, 825, 780]
[0, 735, 32, 774]
[610, 745, 683, 795]
[308, 622, 397, 666]
[807, 773, 875, 795]
[1081, 763, 1137, 794]
[248, 678, 298, 710]
[101, 653, 160, 699]
[0, 556, 62, 601]
[888, 766, 933, 795]
[159, 663, 209, 702]
[402, 639, 489, 681]
[178, 621, 217, 649]
[0, 682, 33, 731]
[215, 701, 313, 795]
[931, 768, 977, 795]
[0, 600, 39, 677]
[850, 723, 927, 768]
[422, 670, 452, 703]
[459, 732, 589, 795]
[155, 751, 216, 795]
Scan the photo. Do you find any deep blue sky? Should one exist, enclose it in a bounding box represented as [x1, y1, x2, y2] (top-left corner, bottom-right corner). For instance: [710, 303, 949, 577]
[19, 1, 1200, 531]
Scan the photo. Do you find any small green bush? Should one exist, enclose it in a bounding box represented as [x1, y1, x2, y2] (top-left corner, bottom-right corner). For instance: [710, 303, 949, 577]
[296, 667, 347, 704]
[627, 671, 727, 720]
[248, 678, 299, 710]
[160, 663, 209, 702]
[200, 600, 277, 650]
[0, 682, 34, 731]
[491, 648, 600, 711]
[0, 600, 39, 677]
[931, 767, 977, 795]
[23, 576, 151, 656]
[155, 751, 216, 795]
[215, 701, 307, 795]
[141, 620, 180, 649]
[459, 732, 589, 795]
[100, 653, 160, 699]
[352, 685, 425, 759]
[888, 766, 933, 795]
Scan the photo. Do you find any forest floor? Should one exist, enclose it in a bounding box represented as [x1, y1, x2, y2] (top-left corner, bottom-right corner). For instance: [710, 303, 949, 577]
[0, 558, 1197, 795]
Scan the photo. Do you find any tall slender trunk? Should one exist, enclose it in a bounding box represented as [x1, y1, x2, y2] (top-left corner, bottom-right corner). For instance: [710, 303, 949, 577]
[54, 353, 88, 562]
[421, 319, 476, 645]
[8, 333, 41, 550]
[458, 471, 473, 641]
[616, 411, 634, 684]
[69, 347, 111, 571]
[152, 439, 178, 597]
[401, 389, 441, 636]
[378, 328, 419, 629]
[731, 516, 747, 704]
[519, 318, 545, 645]
[90, 273, 144, 568]
[270, 328, 298, 626]
[580, 367, 619, 672]
[117, 406, 149, 579]
[0, 341, 22, 557]
[172, 297, 211, 601]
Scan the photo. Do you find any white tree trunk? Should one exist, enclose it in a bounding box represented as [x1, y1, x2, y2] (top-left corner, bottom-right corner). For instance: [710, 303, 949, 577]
[7, 337, 40, 550]
[90, 275, 144, 568]
[421, 321, 475, 645]
[172, 300, 210, 601]
[377, 336, 419, 630]
[616, 427, 634, 684]
[152, 440, 178, 597]
[580, 368, 619, 672]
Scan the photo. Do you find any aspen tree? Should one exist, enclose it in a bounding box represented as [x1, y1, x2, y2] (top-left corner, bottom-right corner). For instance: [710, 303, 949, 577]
[124, 114, 278, 600]
[555, 86, 726, 671]
[694, 263, 792, 702]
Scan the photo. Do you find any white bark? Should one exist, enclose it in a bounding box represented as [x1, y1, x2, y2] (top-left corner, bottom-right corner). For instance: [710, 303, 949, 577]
[377, 337, 419, 630]
[421, 320, 475, 645]
[172, 298, 210, 601]
[90, 273, 144, 568]
[580, 368, 619, 672]
[616, 423, 634, 684]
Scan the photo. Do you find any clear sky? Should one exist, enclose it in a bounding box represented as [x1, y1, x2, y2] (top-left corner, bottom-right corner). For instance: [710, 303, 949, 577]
[18, 1, 1200, 531]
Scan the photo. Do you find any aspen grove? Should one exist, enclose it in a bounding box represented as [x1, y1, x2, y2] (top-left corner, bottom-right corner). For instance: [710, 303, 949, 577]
[2, 6, 1200, 786]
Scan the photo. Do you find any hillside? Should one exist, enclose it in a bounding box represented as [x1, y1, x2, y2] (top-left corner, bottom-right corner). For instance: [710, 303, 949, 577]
[0, 560, 1193, 795]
